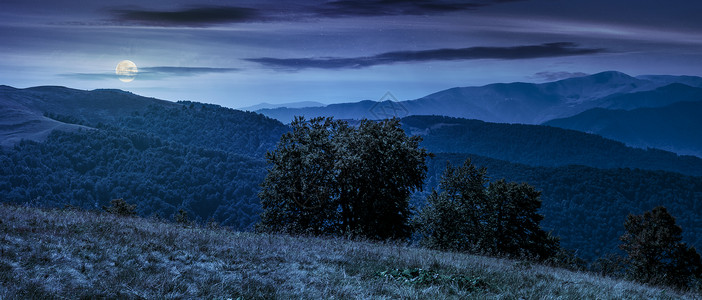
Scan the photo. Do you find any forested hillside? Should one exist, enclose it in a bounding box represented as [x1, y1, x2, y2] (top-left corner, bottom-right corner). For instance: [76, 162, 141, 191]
[0, 91, 289, 229]
[108, 102, 287, 158]
[423, 153, 702, 260]
[403, 115, 702, 176]
[0, 129, 266, 229]
[544, 101, 702, 157]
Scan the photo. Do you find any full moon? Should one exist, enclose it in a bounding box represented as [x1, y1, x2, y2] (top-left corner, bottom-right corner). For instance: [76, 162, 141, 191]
[116, 60, 138, 83]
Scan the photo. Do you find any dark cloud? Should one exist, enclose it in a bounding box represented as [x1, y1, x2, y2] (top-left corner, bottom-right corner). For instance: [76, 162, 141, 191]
[108, 0, 523, 27]
[247, 43, 606, 70]
[61, 66, 239, 80]
[532, 71, 590, 81]
[313, 0, 488, 17]
[110, 6, 262, 26]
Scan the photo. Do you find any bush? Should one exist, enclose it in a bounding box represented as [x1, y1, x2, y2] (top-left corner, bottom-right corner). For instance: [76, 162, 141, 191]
[102, 198, 136, 216]
[174, 209, 190, 225]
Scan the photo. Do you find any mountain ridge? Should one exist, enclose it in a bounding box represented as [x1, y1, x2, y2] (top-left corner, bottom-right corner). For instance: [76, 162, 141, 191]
[404, 115, 702, 176]
[255, 71, 702, 124]
[544, 100, 702, 157]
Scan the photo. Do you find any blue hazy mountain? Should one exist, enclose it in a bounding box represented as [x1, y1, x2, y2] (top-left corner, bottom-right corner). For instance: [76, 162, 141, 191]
[544, 100, 702, 157]
[256, 71, 702, 124]
[589, 83, 702, 110]
[404, 115, 702, 176]
[237, 101, 325, 111]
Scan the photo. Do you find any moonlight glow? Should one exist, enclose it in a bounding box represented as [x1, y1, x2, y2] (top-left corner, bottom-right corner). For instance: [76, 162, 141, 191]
[115, 60, 138, 82]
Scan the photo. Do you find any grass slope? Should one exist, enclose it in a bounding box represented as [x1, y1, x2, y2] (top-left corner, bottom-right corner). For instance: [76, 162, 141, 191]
[1, 205, 696, 299]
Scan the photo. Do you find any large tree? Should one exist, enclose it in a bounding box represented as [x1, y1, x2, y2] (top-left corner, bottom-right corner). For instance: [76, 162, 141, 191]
[416, 159, 559, 260]
[619, 206, 702, 288]
[257, 117, 341, 235]
[258, 117, 429, 240]
[485, 179, 559, 259]
[414, 159, 488, 252]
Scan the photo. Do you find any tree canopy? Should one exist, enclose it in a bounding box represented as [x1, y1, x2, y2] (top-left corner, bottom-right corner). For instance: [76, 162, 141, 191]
[619, 206, 702, 288]
[258, 116, 429, 240]
[416, 159, 559, 260]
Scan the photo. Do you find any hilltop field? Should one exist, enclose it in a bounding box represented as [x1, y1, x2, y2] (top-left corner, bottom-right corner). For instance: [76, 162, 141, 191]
[0, 204, 696, 299]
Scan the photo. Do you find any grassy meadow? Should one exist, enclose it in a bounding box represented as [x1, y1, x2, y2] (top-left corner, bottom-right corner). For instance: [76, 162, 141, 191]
[0, 204, 697, 299]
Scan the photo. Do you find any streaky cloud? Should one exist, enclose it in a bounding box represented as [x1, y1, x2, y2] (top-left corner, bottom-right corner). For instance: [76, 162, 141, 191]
[107, 1, 525, 27]
[246, 43, 606, 70]
[314, 0, 488, 17]
[141, 67, 240, 75]
[110, 6, 262, 27]
[59, 73, 117, 80]
[60, 66, 239, 80]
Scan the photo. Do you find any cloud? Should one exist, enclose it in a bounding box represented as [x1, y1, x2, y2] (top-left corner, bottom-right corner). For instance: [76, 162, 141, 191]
[110, 6, 262, 26]
[140, 67, 240, 76]
[313, 0, 489, 17]
[60, 73, 117, 81]
[108, 1, 524, 27]
[531, 71, 590, 82]
[61, 66, 239, 80]
[246, 43, 606, 70]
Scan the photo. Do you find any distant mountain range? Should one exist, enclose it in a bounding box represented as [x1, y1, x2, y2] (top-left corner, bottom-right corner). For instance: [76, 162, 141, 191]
[255, 71, 702, 124]
[253, 71, 702, 157]
[237, 101, 325, 111]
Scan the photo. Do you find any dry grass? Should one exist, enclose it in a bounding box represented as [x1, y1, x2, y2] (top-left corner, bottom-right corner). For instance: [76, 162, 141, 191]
[0, 204, 697, 299]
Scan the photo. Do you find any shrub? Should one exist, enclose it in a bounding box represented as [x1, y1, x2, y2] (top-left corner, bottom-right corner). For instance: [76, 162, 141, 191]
[102, 198, 136, 216]
[174, 209, 190, 225]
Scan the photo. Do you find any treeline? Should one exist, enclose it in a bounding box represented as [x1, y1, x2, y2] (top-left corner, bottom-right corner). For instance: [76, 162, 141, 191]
[425, 153, 702, 261]
[0, 129, 265, 229]
[110, 102, 288, 158]
[402, 115, 702, 176]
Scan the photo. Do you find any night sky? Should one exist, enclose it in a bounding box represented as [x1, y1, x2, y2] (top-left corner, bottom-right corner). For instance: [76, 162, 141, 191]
[2, 0, 702, 108]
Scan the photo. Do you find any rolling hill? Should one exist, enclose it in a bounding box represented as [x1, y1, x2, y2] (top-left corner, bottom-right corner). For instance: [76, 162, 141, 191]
[544, 101, 702, 158]
[0, 85, 177, 148]
[403, 115, 702, 176]
[3, 204, 695, 299]
[0, 85, 289, 229]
